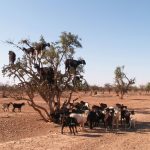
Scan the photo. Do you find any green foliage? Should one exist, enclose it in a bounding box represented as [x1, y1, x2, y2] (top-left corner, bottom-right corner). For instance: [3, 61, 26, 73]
[60, 32, 82, 57]
[145, 82, 150, 92]
[114, 66, 135, 99]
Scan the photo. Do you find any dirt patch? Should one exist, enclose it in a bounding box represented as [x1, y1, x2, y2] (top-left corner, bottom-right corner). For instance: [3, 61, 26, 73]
[0, 93, 149, 150]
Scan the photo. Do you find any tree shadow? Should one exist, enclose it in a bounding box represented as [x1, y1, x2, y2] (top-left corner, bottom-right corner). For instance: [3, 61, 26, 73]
[76, 133, 102, 138]
[132, 107, 150, 115]
[117, 121, 150, 133]
[136, 121, 150, 131]
[83, 120, 150, 135]
[130, 98, 149, 101]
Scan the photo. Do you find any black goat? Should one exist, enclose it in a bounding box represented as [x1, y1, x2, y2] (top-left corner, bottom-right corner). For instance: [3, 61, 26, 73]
[72, 75, 83, 86]
[120, 105, 128, 125]
[34, 64, 54, 85]
[116, 103, 124, 109]
[100, 103, 107, 110]
[8, 51, 16, 65]
[87, 110, 97, 129]
[11, 102, 25, 112]
[65, 59, 86, 72]
[104, 107, 115, 130]
[23, 47, 35, 56]
[90, 105, 105, 128]
[61, 115, 78, 135]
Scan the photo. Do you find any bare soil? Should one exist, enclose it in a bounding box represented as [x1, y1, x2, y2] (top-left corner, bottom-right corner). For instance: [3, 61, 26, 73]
[0, 92, 149, 150]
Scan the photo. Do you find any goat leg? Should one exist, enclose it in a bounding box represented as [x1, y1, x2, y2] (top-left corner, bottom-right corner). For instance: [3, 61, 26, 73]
[61, 125, 64, 134]
[72, 127, 75, 135]
[75, 125, 78, 133]
[69, 126, 72, 134]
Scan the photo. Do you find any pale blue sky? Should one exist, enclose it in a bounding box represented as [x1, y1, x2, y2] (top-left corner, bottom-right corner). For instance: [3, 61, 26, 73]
[0, 0, 150, 86]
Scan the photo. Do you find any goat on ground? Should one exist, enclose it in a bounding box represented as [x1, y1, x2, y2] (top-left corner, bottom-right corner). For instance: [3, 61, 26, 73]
[104, 107, 115, 131]
[116, 103, 123, 109]
[120, 105, 128, 125]
[89, 106, 105, 129]
[124, 110, 136, 129]
[2, 102, 11, 112]
[87, 110, 97, 129]
[11, 102, 25, 112]
[70, 110, 89, 131]
[100, 103, 107, 110]
[128, 110, 136, 129]
[112, 109, 120, 130]
[61, 115, 78, 135]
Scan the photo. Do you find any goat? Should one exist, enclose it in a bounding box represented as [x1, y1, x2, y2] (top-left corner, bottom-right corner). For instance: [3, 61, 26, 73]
[124, 110, 136, 129]
[87, 110, 98, 129]
[11, 102, 25, 112]
[116, 103, 123, 109]
[120, 105, 128, 125]
[65, 59, 86, 72]
[72, 75, 83, 86]
[61, 115, 78, 135]
[100, 103, 107, 110]
[34, 64, 54, 84]
[128, 110, 136, 129]
[2, 102, 11, 112]
[22, 47, 35, 56]
[8, 51, 16, 65]
[112, 109, 120, 130]
[104, 107, 115, 131]
[70, 110, 89, 131]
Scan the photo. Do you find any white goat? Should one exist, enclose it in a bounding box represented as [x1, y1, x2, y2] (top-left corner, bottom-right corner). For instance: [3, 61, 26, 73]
[112, 109, 120, 129]
[70, 110, 89, 131]
[128, 113, 136, 129]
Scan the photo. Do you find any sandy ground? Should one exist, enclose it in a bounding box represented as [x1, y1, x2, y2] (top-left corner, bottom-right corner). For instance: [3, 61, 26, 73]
[0, 92, 149, 150]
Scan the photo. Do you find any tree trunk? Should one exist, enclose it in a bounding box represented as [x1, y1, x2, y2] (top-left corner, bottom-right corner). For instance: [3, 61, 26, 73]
[49, 97, 55, 115]
[120, 91, 124, 99]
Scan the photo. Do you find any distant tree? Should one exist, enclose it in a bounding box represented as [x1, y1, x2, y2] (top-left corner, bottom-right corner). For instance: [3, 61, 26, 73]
[104, 83, 112, 94]
[89, 85, 100, 95]
[130, 85, 139, 93]
[145, 82, 150, 93]
[0, 83, 10, 98]
[114, 66, 135, 99]
[139, 85, 146, 94]
[2, 32, 87, 122]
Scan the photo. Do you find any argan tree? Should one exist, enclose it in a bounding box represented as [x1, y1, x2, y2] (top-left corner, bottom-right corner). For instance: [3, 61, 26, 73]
[114, 66, 135, 99]
[2, 32, 88, 122]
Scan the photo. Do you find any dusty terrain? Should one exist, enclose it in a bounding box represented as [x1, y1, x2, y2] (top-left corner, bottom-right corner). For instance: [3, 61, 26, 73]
[0, 92, 149, 150]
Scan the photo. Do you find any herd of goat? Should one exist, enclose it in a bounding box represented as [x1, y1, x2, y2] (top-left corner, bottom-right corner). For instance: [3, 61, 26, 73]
[6, 42, 137, 136]
[51, 101, 136, 135]
[1, 100, 136, 135]
[1, 102, 25, 112]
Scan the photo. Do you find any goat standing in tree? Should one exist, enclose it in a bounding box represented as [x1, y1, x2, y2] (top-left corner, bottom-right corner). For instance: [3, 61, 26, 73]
[22, 47, 35, 56]
[65, 59, 86, 73]
[8, 51, 16, 65]
[34, 64, 54, 85]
